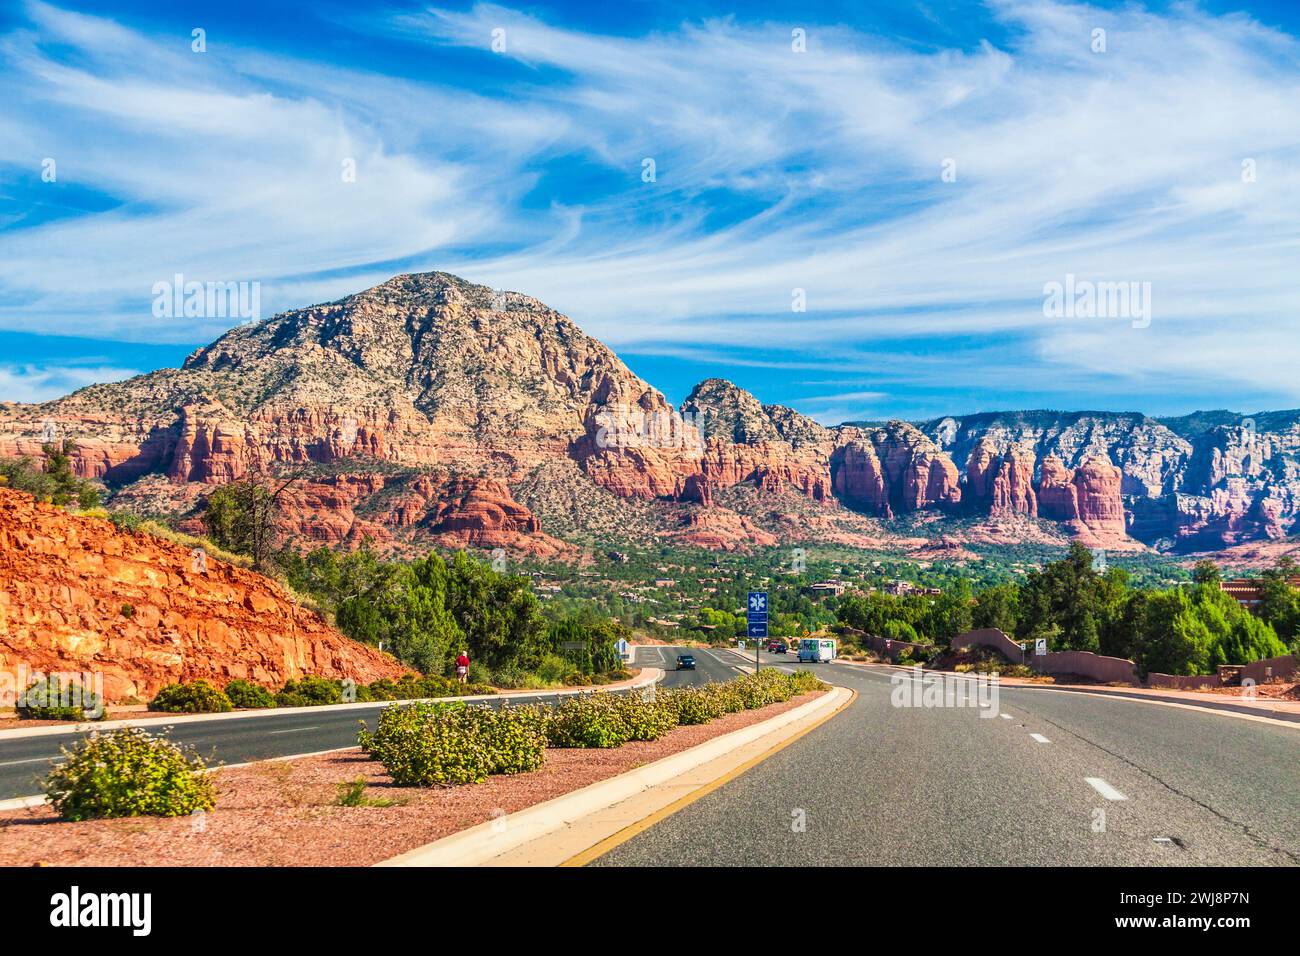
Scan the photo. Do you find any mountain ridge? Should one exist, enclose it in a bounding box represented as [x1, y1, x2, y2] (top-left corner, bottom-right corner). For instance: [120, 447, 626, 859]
[1, 271, 1296, 558]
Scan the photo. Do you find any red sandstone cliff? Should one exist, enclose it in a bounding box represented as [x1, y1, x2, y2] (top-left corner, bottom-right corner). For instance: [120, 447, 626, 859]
[831, 424, 961, 517]
[0, 488, 408, 701]
[965, 440, 1038, 516]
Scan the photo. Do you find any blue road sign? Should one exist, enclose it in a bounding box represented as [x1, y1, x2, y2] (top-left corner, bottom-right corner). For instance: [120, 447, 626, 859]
[747, 591, 768, 622]
[748, 620, 768, 639]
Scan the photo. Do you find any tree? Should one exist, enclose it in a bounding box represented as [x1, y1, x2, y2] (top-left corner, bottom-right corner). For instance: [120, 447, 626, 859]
[1016, 542, 1107, 652]
[201, 464, 303, 570]
[0, 444, 100, 508]
[973, 583, 1019, 635]
[1191, 560, 1222, 587]
[1255, 558, 1300, 647]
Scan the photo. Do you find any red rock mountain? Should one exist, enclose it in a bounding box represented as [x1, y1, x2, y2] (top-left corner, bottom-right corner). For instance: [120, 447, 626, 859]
[0, 487, 407, 701]
[11, 271, 1286, 556]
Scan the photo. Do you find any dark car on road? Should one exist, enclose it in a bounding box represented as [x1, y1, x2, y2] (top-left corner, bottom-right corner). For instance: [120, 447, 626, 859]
[768, 642, 786, 654]
[676, 654, 696, 670]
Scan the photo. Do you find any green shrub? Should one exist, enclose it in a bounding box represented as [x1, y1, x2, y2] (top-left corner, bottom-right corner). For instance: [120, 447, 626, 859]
[703, 681, 746, 714]
[614, 693, 679, 741]
[546, 694, 629, 748]
[43, 728, 215, 821]
[733, 670, 795, 709]
[788, 669, 828, 694]
[223, 679, 275, 709]
[108, 510, 144, 533]
[664, 686, 722, 725]
[472, 705, 547, 775]
[358, 702, 494, 785]
[276, 676, 343, 707]
[364, 674, 494, 702]
[535, 653, 576, 685]
[358, 700, 540, 785]
[16, 677, 103, 721]
[149, 680, 233, 714]
[489, 664, 528, 690]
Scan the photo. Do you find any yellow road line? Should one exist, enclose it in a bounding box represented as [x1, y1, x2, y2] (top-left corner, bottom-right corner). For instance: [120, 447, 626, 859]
[561, 686, 858, 867]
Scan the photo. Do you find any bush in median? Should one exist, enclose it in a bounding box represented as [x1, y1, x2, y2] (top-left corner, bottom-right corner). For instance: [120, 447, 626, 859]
[148, 680, 233, 714]
[663, 686, 723, 725]
[43, 727, 216, 821]
[546, 694, 629, 748]
[358, 701, 546, 786]
[614, 692, 679, 741]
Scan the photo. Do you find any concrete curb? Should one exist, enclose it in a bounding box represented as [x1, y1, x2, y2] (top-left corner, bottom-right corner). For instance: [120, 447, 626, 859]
[376, 684, 853, 868]
[0, 669, 663, 742]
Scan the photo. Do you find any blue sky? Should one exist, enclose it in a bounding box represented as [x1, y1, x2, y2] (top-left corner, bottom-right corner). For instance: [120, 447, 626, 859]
[2, 1, 1299, 422]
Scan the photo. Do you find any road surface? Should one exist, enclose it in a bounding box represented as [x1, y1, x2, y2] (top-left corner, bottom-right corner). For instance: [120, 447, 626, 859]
[0, 648, 691, 801]
[594, 651, 1300, 866]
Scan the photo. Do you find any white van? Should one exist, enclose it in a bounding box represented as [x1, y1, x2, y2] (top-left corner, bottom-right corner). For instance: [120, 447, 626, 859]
[798, 638, 836, 663]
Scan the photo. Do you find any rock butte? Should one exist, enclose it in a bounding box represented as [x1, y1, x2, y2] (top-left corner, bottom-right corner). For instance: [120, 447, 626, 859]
[1, 272, 1296, 557]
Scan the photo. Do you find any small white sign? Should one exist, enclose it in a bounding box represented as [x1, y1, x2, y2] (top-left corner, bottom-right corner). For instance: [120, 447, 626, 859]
[1034, 638, 1047, 656]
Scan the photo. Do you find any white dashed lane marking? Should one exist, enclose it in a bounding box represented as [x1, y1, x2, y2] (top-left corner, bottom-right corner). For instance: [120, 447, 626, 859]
[1085, 777, 1128, 801]
[1029, 733, 1051, 743]
[268, 726, 321, 735]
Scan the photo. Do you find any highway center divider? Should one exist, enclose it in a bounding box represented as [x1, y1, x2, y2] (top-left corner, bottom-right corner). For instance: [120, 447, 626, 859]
[0, 668, 665, 742]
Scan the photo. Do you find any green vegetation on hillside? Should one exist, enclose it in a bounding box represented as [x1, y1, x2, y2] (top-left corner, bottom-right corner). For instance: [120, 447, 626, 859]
[0, 443, 101, 509]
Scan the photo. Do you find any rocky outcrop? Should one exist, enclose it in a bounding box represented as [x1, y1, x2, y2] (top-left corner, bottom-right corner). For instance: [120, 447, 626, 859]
[0, 488, 408, 701]
[673, 507, 779, 551]
[1036, 455, 1080, 521]
[965, 440, 1037, 516]
[4, 273, 1299, 555]
[1072, 457, 1126, 537]
[1032, 454, 1127, 544]
[832, 424, 961, 517]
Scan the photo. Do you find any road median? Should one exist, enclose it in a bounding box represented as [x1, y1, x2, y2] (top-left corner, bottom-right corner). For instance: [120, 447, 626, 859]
[377, 683, 854, 867]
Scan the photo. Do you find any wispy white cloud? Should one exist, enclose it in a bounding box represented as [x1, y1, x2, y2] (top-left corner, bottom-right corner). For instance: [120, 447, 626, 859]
[1, 0, 1298, 412]
[0, 363, 141, 403]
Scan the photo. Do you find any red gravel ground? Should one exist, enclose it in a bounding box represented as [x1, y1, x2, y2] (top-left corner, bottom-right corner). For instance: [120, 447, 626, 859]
[0, 691, 824, 867]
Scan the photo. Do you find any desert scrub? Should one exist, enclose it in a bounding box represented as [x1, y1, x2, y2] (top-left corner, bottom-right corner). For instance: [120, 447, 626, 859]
[734, 670, 795, 709]
[787, 669, 829, 694]
[357, 701, 546, 786]
[275, 676, 345, 707]
[470, 705, 548, 775]
[614, 693, 679, 741]
[703, 681, 746, 714]
[664, 686, 723, 725]
[16, 677, 103, 721]
[365, 674, 495, 701]
[223, 679, 276, 709]
[546, 693, 629, 748]
[44, 728, 215, 821]
[148, 679, 233, 713]
[359, 702, 492, 785]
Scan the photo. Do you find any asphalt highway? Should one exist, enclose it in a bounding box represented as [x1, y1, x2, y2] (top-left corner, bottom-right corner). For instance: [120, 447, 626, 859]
[594, 651, 1300, 866]
[0, 653, 689, 801]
